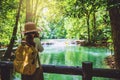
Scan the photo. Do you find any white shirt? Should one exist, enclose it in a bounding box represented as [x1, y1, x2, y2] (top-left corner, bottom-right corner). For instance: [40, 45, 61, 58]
[34, 37, 44, 68]
[34, 37, 44, 52]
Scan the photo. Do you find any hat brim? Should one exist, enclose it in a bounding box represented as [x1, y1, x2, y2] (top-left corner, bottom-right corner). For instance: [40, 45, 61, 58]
[22, 28, 42, 34]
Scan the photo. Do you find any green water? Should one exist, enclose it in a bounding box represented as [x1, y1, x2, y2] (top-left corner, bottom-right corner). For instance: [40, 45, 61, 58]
[13, 40, 113, 80]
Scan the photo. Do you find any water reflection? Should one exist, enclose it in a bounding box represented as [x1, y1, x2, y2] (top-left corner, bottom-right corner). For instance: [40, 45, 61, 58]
[42, 45, 111, 68]
[13, 39, 112, 80]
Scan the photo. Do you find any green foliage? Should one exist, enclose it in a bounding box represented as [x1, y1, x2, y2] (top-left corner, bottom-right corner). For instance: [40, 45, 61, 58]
[0, 0, 19, 46]
[0, 0, 112, 47]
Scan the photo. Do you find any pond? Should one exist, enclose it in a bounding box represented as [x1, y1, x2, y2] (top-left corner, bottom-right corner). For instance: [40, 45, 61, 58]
[13, 39, 113, 80]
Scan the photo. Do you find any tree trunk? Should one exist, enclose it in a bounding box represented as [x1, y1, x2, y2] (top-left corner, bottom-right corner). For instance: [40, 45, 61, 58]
[33, 0, 39, 22]
[92, 11, 97, 44]
[3, 0, 23, 60]
[108, 0, 120, 69]
[86, 12, 91, 44]
[26, 0, 39, 23]
[26, 0, 32, 22]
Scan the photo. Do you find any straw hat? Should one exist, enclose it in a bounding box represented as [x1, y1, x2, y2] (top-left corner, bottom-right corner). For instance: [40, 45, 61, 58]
[23, 22, 42, 33]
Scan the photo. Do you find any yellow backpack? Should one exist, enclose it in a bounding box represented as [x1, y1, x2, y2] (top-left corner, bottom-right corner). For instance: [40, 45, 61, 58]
[13, 43, 38, 75]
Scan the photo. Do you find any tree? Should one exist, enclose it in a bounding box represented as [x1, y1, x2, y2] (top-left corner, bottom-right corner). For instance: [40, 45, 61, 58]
[26, 0, 32, 22]
[3, 0, 23, 60]
[108, 0, 120, 69]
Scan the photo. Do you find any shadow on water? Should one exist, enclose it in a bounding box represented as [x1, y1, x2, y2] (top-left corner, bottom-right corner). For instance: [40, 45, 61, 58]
[13, 39, 113, 80]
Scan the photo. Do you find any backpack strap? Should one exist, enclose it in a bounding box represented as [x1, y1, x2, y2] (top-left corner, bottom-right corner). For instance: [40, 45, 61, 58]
[37, 53, 41, 68]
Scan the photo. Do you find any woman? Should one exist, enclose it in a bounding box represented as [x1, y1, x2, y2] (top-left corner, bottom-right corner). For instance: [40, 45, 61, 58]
[22, 22, 44, 80]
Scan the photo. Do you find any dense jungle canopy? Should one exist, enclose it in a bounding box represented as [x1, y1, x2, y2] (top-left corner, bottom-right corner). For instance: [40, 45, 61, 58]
[0, 0, 110, 46]
[0, 0, 120, 69]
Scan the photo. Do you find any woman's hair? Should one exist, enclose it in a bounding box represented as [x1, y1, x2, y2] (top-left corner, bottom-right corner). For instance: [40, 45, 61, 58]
[25, 32, 35, 47]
